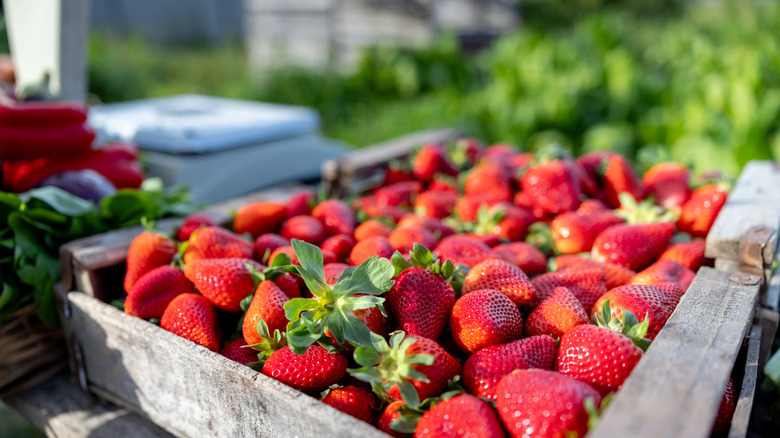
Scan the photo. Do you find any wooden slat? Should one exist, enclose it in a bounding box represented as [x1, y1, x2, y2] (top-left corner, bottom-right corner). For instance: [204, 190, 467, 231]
[728, 324, 761, 438]
[706, 161, 780, 264]
[2, 373, 172, 438]
[60, 291, 388, 438]
[589, 267, 760, 438]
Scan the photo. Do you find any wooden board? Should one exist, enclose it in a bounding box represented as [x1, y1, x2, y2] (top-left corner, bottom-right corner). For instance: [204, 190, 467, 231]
[706, 161, 780, 265]
[728, 324, 761, 438]
[59, 290, 388, 438]
[589, 267, 760, 438]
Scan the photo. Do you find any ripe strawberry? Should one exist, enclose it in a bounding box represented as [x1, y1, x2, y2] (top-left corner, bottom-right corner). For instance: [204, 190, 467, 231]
[320, 234, 356, 263]
[262, 345, 347, 393]
[269, 245, 300, 265]
[459, 232, 502, 247]
[631, 259, 695, 291]
[643, 162, 691, 210]
[603, 154, 646, 208]
[375, 181, 423, 207]
[450, 289, 524, 353]
[427, 178, 459, 193]
[492, 242, 547, 276]
[349, 236, 395, 265]
[463, 335, 556, 400]
[252, 233, 289, 263]
[285, 191, 315, 218]
[576, 150, 614, 184]
[388, 266, 456, 340]
[513, 192, 549, 221]
[591, 222, 675, 271]
[554, 255, 636, 290]
[354, 196, 408, 223]
[176, 213, 217, 242]
[412, 143, 459, 182]
[161, 293, 221, 352]
[273, 273, 301, 298]
[398, 214, 455, 239]
[124, 231, 177, 293]
[712, 378, 736, 436]
[659, 239, 707, 271]
[233, 201, 287, 238]
[415, 394, 506, 438]
[377, 401, 407, 437]
[455, 195, 499, 222]
[219, 338, 258, 365]
[469, 202, 535, 242]
[531, 267, 607, 310]
[592, 284, 683, 339]
[465, 164, 513, 202]
[520, 159, 582, 215]
[678, 184, 728, 237]
[125, 265, 195, 319]
[321, 385, 380, 425]
[389, 226, 437, 254]
[452, 137, 486, 166]
[463, 259, 537, 306]
[414, 190, 458, 219]
[280, 215, 326, 245]
[183, 226, 253, 264]
[355, 219, 393, 241]
[551, 210, 624, 254]
[183, 258, 262, 312]
[312, 199, 357, 237]
[496, 369, 602, 438]
[385, 164, 415, 185]
[243, 280, 290, 346]
[578, 199, 609, 213]
[434, 236, 497, 268]
[525, 287, 588, 339]
[324, 263, 350, 286]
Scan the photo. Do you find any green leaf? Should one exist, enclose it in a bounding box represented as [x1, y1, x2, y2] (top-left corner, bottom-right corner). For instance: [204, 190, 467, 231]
[410, 243, 433, 267]
[241, 293, 254, 313]
[353, 345, 382, 367]
[397, 380, 422, 410]
[269, 252, 291, 267]
[285, 324, 322, 354]
[339, 294, 384, 312]
[333, 256, 395, 297]
[291, 239, 327, 284]
[327, 313, 346, 345]
[392, 251, 412, 276]
[390, 413, 421, 434]
[342, 315, 373, 347]
[21, 187, 95, 216]
[283, 298, 319, 321]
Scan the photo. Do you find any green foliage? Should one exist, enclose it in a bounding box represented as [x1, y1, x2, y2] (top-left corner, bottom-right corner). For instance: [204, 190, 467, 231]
[0, 14, 9, 54]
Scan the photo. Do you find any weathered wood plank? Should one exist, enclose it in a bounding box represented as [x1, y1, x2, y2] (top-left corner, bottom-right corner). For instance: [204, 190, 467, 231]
[3, 373, 172, 438]
[60, 291, 388, 438]
[589, 267, 760, 438]
[706, 161, 780, 264]
[728, 324, 761, 438]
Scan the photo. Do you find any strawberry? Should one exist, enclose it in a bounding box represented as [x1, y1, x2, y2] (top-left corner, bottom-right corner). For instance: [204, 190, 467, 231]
[553, 255, 636, 290]
[354, 196, 408, 223]
[525, 287, 588, 339]
[269, 245, 300, 265]
[455, 195, 501, 222]
[414, 190, 458, 219]
[252, 233, 289, 263]
[385, 164, 415, 185]
[280, 215, 326, 245]
[262, 344, 347, 393]
[243, 280, 290, 346]
[412, 144, 459, 182]
[321, 385, 380, 424]
[452, 137, 486, 166]
[631, 259, 695, 291]
[183, 226, 253, 264]
[349, 332, 461, 407]
[712, 378, 735, 436]
[324, 263, 350, 286]
[463, 259, 537, 307]
[320, 234, 356, 263]
[513, 192, 549, 221]
[219, 338, 258, 365]
[531, 267, 607, 310]
[161, 293, 221, 352]
[591, 222, 675, 271]
[643, 162, 691, 210]
[434, 236, 497, 268]
[233, 201, 287, 238]
[125, 265, 195, 319]
[677, 184, 728, 237]
[463, 335, 556, 400]
[578, 199, 609, 213]
[375, 181, 423, 207]
[551, 210, 624, 254]
[427, 178, 459, 193]
[312, 199, 357, 237]
[285, 191, 315, 218]
[124, 231, 177, 293]
[450, 289, 524, 353]
[492, 242, 547, 276]
[183, 258, 262, 312]
[592, 284, 683, 339]
[520, 159, 582, 215]
[349, 236, 395, 265]
[377, 401, 407, 437]
[414, 394, 506, 438]
[496, 369, 602, 438]
[576, 150, 614, 185]
[603, 154, 646, 208]
[398, 214, 455, 239]
[388, 226, 437, 254]
[465, 163, 513, 202]
[355, 219, 393, 241]
[659, 239, 707, 271]
[273, 273, 301, 299]
[458, 232, 502, 247]
[469, 203, 535, 242]
[176, 213, 216, 242]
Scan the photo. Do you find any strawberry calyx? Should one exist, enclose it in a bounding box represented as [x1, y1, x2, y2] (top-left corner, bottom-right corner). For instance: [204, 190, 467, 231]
[471, 205, 506, 236]
[594, 299, 652, 351]
[532, 142, 570, 165]
[238, 261, 290, 312]
[244, 317, 286, 368]
[348, 331, 435, 409]
[391, 243, 468, 292]
[281, 239, 395, 355]
[615, 192, 677, 224]
[526, 222, 554, 256]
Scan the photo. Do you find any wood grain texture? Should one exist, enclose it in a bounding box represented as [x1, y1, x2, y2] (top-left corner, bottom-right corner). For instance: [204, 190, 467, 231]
[61, 291, 388, 438]
[589, 267, 759, 438]
[706, 161, 780, 263]
[728, 324, 761, 438]
[3, 373, 172, 438]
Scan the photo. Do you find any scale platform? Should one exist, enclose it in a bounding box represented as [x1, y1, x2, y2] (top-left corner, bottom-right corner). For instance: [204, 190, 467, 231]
[89, 94, 348, 203]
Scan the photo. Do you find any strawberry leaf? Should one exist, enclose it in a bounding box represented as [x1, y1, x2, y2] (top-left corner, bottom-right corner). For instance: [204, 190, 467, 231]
[389, 411, 422, 434]
[286, 324, 322, 355]
[284, 297, 320, 321]
[392, 251, 413, 275]
[269, 252, 291, 267]
[240, 293, 253, 312]
[397, 380, 422, 410]
[291, 239, 329, 293]
[354, 345, 382, 367]
[342, 314, 373, 347]
[411, 243, 433, 267]
[332, 255, 394, 297]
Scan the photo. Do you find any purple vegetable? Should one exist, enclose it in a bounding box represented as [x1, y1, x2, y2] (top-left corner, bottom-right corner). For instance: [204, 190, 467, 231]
[38, 169, 117, 204]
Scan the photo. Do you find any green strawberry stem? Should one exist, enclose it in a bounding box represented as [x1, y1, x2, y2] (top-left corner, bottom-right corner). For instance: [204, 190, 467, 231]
[282, 239, 395, 354]
[615, 193, 677, 224]
[594, 299, 652, 351]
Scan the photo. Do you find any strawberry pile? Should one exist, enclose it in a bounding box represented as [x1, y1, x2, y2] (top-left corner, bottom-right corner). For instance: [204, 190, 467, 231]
[121, 139, 736, 437]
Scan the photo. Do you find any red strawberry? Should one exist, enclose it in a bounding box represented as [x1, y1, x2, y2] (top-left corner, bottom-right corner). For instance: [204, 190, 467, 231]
[521, 159, 582, 215]
[183, 258, 262, 312]
[531, 267, 607, 310]
[492, 242, 547, 276]
[242, 280, 290, 346]
[387, 267, 456, 340]
[321, 385, 380, 424]
[285, 191, 315, 218]
[551, 210, 624, 254]
[354, 196, 408, 223]
[320, 234, 356, 263]
[183, 226, 253, 264]
[414, 394, 506, 438]
[434, 236, 497, 268]
[592, 284, 683, 339]
[176, 213, 217, 242]
[463, 259, 537, 307]
[578, 199, 609, 213]
[643, 162, 691, 210]
[312, 199, 357, 236]
[459, 232, 502, 247]
[469, 202, 535, 242]
[219, 338, 258, 365]
[427, 178, 459, 193]
[385, 165, 415, 185]
[465, 164, 513, 202]
[377, 401, 407, 437]
[375, 181, 423, 207]
[280, 215, 326, 245]
[124, 231, 177, 293]
[712, 378, 736, 436]
[269, 245, 300, 265]
[577, 150, 614, 184]
[463, 335, 556, 400]
[412, 144, 459, 182]
[455, 195, 501, 222]
[252, 233, 289, 263]
[450, 289, 524, 353]
[496, 369, 602, 438]
[603, 154, 646, 208]
[631, 259, 695, 291]
[554, 255, 636, 289]
[398, 214, 455, 239]
[349, 236, 395, 265]
[659, 239, 707, 271]
[525, 287, 588, 339]
[233, 201, 287, 238]
[388, 226, 437, 254]
[125, 265, 196, 319]
[453, 137, 486, 166]
[513, 192, 549, 221]
[355, 219, 393, 241]
[161, 293, 221, 352]
[273, 273, 300, 299]
[591, 222, 675, 271]
[677, 184, 728, 237]
[415, 190, 458, 219]
[262, 345, 347, 393]
[324, 263, 350, 286]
